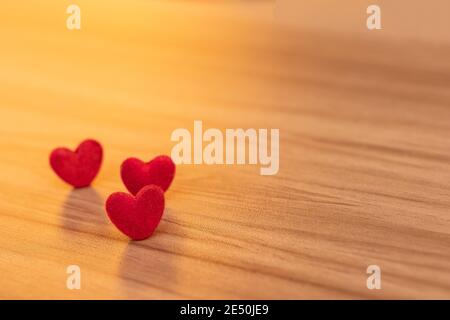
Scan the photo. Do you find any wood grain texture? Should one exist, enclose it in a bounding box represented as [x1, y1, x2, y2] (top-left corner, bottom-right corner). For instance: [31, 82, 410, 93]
[0, 1, 449, 299]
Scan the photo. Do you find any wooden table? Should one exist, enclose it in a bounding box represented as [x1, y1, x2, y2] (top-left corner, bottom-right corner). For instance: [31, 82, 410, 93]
[0, 1, 449, 299]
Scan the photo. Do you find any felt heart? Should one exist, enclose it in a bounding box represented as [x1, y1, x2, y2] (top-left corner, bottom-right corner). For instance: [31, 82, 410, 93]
[120, 155, 175, 195]
[105, 185, 165, 240]
[49, 139, 103, 188]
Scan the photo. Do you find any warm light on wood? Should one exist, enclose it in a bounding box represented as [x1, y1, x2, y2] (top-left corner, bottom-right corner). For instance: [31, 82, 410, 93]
[0, 1, 449, 299]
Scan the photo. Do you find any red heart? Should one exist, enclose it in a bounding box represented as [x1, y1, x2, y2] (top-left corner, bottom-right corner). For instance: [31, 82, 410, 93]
[106, 185, 165, 240]
[120, 155, 175, 195]
[49, 139, 103, 188]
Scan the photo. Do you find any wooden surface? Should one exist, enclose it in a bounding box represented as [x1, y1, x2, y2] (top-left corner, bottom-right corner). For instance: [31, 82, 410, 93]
[0, 1, 450, 299]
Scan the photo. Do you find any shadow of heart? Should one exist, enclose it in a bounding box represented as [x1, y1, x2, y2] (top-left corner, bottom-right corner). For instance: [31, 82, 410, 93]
[59, 187, 111, 237]
[118, 208, 184, 299]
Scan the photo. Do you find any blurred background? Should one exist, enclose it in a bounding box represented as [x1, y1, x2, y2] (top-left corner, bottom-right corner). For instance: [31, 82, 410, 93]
[0, 0, 449, 299]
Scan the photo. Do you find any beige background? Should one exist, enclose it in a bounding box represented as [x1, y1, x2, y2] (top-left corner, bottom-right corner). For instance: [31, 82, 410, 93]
[276, 0, 450, 43]
[0, 1, 449, 299]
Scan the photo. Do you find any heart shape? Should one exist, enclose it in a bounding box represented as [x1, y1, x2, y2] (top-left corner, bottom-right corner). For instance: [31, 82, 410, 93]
[106, 185, 165, 240]
[49, 139, 103, 188]
[120, 155, 175, 195]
